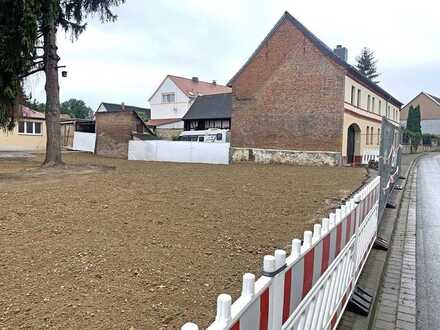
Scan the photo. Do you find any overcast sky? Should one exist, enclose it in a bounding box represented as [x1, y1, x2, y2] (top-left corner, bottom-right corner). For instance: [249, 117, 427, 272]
[26, 0, 439, 110]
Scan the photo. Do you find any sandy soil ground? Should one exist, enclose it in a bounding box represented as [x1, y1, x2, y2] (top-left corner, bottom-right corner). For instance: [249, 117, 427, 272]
[0, 152, 365, 329]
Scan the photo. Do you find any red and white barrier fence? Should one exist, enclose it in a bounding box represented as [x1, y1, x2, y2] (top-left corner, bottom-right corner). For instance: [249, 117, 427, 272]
[182, 176, 380, 330]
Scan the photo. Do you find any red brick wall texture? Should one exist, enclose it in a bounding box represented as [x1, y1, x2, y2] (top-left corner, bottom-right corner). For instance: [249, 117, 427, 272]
[231, 18, 346, 152]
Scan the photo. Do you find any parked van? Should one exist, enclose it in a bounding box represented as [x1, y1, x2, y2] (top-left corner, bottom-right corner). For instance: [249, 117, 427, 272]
[178, 129, 230, 143]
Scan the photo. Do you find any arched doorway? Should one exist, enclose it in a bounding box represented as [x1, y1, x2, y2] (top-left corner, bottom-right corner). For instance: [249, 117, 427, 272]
[347, 123, 361, 164]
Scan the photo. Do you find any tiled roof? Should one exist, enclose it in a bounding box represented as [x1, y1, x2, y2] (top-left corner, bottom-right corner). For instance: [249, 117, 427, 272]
[169, 75, 231, 97]
[228, 11, 403, 108]
[149, 75, 231, 101]
[426, 93, 440, 106]
[101, 102, 151, 117]
[145, 118, 182, 127]
[21, 105, 45, 119]
[183, 93, 232, 120]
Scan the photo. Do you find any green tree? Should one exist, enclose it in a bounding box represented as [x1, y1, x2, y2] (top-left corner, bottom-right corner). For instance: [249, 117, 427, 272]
[23, 94, 46, 113]
[0, 1, 39, 131]
[0, 0, 125, 166]
[406, 105, 422, 153]
[61, 99, 92, 119]
[355, 47, 380, 83]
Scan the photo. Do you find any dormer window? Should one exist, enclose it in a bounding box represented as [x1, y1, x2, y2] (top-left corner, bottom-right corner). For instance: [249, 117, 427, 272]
[161, 93, 175, 104]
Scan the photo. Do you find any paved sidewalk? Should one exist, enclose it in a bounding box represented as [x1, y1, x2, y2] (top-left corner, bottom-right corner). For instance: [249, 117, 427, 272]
[372, 168, 417, 330]
[338, 153, 420, 330]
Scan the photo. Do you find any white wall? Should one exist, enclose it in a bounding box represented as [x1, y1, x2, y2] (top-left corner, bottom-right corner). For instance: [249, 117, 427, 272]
[149, 77, 192, 120]
[73, 132, 96, 153]
[421, 120, 440, 135]
[128, 140, 230, 165]
[96, 104, 107, 112]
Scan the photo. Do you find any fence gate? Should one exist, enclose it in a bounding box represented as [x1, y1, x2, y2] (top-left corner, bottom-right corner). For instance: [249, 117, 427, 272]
[378, 118, 401, 220]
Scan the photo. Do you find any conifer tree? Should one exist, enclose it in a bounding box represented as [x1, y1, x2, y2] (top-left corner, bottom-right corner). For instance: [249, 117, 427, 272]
[0, 0, 125, 166]
[355, 47, 380, 83]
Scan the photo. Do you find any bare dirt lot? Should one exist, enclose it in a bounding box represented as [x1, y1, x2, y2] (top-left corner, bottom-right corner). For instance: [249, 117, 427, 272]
[0, 153, 365, 329]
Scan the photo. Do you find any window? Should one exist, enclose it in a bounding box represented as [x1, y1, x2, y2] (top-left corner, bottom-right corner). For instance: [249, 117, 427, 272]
[351, 86, 356, 105]
[379, 100, 382, 115]
[367, 95, 371, 111]
[372, 97, 375, 113]
[161, 93, 175, 104]
[222, 120, 230, 129]
[377, 128, 381, 145]
[371, 128, 374, 144]
[18, 121, 42, 135]
[34, 122, 41, 134]
[366, 126, 369, 145]
[18, 121, 25, 133]
[26, 122, 33, 134]
[387, 105, 390, 118]
[357, 89, 361, 107]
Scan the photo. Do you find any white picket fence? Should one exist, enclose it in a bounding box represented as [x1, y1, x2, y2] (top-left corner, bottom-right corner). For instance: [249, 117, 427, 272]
[182, 176, 380, 330]
[128, 140, 230, 165]
[72, 132, 96, 153]
[362, 148, 379, 164]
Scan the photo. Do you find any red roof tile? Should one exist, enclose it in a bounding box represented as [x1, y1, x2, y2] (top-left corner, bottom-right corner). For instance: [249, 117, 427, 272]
[146, 118, 182, 127]
[21, 105, 45, 119]
[149, 75, 231, 101]
[169, 75, 231, 97]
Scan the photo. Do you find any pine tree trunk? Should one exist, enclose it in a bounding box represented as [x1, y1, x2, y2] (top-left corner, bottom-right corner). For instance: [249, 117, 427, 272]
[43, 1, 63, 166]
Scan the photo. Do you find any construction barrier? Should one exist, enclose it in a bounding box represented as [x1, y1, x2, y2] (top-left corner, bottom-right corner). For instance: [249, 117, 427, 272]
[182, 176, 380, 330]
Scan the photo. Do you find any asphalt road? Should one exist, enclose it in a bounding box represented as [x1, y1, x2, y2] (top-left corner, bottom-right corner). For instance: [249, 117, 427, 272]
[416, 154, 440, 329]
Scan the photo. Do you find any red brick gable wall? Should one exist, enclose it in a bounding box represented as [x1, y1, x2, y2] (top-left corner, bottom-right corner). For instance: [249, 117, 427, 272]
[231, 19, 346, 152]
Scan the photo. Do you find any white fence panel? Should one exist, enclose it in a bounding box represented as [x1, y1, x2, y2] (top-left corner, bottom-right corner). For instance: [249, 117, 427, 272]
[128, 140, 230, 165]
[182, 176, 381, 330]
[72, 132, 96, 153]
[362, 148, 379, 164]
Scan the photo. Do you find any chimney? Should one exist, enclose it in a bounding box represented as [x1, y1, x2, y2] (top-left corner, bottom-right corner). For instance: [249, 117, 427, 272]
[192, 76, 199, 83]
[333, 45, 348, 62]
[121, 102, 126, 111]
[212, 80, 217, 85]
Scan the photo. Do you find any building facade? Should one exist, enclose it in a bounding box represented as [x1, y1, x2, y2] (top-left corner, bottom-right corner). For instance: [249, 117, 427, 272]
[182, 93, 231, 131]
[230, 12, 402, 166]
[147, 75, 231, 139]
[400, 92, 440, 135]
[0, 106, 46, 151]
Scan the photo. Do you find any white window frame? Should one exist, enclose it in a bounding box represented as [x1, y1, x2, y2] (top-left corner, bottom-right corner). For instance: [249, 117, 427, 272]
[161, 93, 176, 104]
[18, 121, 43, 136]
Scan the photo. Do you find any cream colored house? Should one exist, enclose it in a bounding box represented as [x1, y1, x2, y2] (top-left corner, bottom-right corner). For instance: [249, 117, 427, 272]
[0, 106, 46, 151]
[342, 74, 402, 164]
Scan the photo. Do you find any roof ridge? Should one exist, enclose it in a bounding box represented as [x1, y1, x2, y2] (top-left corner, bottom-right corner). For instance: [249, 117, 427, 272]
[424, 92, 440, 105]
[168, 74, 229, 87]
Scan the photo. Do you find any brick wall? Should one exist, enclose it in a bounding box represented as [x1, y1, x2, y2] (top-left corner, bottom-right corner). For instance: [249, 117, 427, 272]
[95, 112, 144, 158]
[231, 18, 346, 152]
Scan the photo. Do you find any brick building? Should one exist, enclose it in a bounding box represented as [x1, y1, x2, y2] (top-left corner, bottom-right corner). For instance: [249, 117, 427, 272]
[95, 111, 155, 158]
[230, 12, 402, 165]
